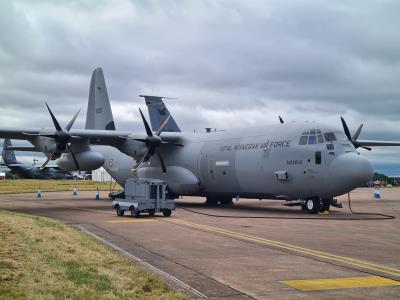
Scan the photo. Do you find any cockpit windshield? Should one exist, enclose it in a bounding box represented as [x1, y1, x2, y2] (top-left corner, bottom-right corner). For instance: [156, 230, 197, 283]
[299, 129, 325, 145]
[299, 130, 348, 145]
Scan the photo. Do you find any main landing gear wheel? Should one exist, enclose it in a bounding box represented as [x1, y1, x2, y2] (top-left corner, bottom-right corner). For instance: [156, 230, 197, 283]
[116, 205, 124, 217]
[162, 209, 172, 217]
[320, 199, 331, 212]
[305, 198, 320, 214]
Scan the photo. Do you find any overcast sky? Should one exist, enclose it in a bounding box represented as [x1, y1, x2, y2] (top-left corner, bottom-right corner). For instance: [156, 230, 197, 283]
[1, 0, 400, 175]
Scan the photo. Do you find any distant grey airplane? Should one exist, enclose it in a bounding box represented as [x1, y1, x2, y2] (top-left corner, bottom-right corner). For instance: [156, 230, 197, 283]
[1, 67, 400, 213]
[1, 139, 74, 179]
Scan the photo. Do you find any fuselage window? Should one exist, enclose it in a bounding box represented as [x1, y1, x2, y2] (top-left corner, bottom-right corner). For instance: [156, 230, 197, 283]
[326, 143, 334, 150]
[324, 132, 337, 142]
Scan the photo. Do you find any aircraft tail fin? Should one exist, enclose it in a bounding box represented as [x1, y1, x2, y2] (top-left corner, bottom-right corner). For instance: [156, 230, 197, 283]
[85, 67, 116, 130]
[140, 95, 181, 132]
[2, 139, 18, 165]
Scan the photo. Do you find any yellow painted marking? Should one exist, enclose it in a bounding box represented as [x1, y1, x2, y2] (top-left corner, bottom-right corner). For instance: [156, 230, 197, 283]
[107, 219, 159, 224]
[166, 219, 400, 277]
[281, 276, 400, 291]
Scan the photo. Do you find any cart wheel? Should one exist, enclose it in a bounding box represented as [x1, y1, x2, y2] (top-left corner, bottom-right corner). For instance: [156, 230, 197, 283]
[162, 209, 172, 217]
[148, 209, 155, 216]
[131, 208, 140, 218]
[116, 205, 124, 217]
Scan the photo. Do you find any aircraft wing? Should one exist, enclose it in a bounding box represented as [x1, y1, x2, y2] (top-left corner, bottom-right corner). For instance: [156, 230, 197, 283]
[0, 128, 182, 145]
[357, 140, 400, 147]
[0, 128, 42, 139]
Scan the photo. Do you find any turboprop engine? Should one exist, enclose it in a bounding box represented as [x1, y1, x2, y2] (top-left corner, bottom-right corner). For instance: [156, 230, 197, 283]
[56, 151, 105, 172]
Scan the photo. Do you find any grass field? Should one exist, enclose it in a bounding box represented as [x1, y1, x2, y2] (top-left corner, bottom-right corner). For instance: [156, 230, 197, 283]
[0, 179, 121, 194]
[0, 210, 187, 300]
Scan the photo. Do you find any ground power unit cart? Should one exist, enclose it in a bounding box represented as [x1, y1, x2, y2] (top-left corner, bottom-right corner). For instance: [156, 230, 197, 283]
[112, 179, 175, 217]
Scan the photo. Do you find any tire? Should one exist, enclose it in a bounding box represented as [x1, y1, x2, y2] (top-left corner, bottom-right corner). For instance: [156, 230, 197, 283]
[320, 199, 330, 212]
[116, 205, 124, 217]
[131, 208, 140, 218]
[205, 197, 218, 206]
[305, 198, 320, 214]
[148, 209, 155, 216]
[162, 209, 172, 217]
[220, 198, 233, 206]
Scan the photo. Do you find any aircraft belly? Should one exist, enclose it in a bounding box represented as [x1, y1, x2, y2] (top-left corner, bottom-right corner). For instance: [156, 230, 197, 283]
[95, 146, 134, 186]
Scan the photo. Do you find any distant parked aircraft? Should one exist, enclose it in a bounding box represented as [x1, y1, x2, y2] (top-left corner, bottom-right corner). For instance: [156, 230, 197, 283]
[1, 139, 74, 179]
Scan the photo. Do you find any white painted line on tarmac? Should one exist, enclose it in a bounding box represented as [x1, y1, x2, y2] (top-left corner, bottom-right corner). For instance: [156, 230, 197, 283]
[77, 225, 207, 299]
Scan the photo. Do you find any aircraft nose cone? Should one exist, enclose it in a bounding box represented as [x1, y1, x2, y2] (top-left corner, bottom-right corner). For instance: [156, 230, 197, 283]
[330, 153, 373, 195]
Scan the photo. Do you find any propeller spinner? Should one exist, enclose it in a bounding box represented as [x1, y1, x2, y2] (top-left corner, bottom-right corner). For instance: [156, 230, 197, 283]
[132, 108, 183, 174]
[39, 103, 81, 170]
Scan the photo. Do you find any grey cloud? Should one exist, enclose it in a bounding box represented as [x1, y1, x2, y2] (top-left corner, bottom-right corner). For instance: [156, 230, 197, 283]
[1, 0, 400, 174]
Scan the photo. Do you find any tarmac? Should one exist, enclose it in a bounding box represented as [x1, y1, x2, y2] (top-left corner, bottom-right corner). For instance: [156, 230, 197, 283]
[0, 187, 399, 299]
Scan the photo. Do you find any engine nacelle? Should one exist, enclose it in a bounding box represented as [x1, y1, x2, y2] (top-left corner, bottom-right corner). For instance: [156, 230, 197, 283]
[56, 151, 105, 172]
[117, 139, 148, 160]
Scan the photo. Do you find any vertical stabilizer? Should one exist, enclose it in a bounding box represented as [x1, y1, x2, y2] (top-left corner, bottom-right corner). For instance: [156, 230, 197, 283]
[2, 139, 17, 164]
[140, 95, 181, 132]
[85, 67, 116, 130]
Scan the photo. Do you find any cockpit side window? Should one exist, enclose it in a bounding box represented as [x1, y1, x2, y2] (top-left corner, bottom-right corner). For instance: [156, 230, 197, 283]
[324, 132, 337, 142]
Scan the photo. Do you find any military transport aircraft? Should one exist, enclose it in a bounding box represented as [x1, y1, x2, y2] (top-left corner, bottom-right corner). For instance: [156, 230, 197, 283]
[1, 139, 74, 179]
[1, 67, 400, 214]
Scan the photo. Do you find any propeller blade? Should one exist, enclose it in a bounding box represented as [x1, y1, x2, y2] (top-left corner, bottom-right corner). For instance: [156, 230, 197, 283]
[65, 108, 81, 131]
[155, 115, 171, 136]
[156, 149, 167, 174]
[67, 144, 80, 171]
[352, 124, 364, 141]
[362, 146, 372, 151]
[45, 102, 62, 131]
[38, 153, 53, 170]
[139, 108, 153, 137]
[132, 148, 150, 172]
[279, 116, 284, 124]
[340, 116, 352, 141]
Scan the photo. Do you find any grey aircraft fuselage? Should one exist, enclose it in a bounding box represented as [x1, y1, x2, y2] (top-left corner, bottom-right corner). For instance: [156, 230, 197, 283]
[95, 122, 373, 201]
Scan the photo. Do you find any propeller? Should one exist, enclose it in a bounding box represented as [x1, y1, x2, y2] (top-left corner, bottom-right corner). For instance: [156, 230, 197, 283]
[132, 108, 183, 174]
[340, 117, 371, 151]
[279, 116, 284, 124]
[39, 103, 81, 170]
